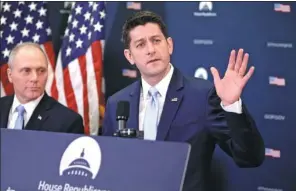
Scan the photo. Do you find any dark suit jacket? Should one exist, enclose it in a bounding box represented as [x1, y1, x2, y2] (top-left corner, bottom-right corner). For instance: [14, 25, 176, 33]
[102, 68, 265, 191]
[0, 93, 84, 134]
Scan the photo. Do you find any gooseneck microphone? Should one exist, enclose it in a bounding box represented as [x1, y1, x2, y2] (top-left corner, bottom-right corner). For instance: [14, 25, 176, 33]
[113, 101, 138, 138]
[116, 101, 129, 131]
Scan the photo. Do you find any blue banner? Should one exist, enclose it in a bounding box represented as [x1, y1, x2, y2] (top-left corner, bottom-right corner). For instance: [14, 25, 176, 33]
[165, 2, 296, 191]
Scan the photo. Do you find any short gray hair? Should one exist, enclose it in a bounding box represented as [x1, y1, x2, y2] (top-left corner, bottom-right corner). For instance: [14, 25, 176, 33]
[8, 42, 48, 69]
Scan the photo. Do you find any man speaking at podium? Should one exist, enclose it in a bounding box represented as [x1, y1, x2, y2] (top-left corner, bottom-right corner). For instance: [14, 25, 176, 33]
[0, 43, 84, 134]
[102, 11, 265, 191]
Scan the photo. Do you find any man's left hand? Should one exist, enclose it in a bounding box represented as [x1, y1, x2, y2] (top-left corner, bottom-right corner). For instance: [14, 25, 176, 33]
[210, 49, 254, 106]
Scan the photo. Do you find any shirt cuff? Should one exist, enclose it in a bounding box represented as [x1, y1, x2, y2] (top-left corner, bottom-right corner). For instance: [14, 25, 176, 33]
[220, 98, 242, 114]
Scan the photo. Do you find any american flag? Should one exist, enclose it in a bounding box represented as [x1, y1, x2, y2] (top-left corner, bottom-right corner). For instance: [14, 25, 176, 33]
[274, 3, 291, 13]
[265, 148, 281, 158]
[269, 76, 285, 86]
[55, 2, 106, 135]
[122, 69, 137, 78]
[126, 2, 142, 10]
[0, 1, 57, 98]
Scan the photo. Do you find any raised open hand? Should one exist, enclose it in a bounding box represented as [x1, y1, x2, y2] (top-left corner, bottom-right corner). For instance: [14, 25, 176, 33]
[210, 49, 254, 106]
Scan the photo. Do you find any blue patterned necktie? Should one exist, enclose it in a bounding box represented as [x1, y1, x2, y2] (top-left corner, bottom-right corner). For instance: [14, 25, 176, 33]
[143, 87, 160, 140]
[14, 105, 26, 130]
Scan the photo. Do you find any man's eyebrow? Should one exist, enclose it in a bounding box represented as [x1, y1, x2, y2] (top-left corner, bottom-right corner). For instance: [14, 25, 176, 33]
[134, 38, 145, 44]
[37, 66, 47, 69]
[150, 35, 162, 38]
[20, 67, 30, 70]
[134, 35, 162, 43]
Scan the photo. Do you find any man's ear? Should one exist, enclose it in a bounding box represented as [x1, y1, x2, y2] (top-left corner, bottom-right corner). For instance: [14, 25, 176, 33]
[167, 37, 174, 55]
[124, 49, 135, 65]
[7, 67, 12, 83]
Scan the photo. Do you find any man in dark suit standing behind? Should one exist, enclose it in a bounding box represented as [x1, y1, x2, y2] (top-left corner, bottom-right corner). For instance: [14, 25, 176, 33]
[0, 42, 84, 134]
[102, 11, 265, 191]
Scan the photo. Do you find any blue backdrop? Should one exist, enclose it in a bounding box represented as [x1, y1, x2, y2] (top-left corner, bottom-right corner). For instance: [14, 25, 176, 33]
[47, 1, 296, 191]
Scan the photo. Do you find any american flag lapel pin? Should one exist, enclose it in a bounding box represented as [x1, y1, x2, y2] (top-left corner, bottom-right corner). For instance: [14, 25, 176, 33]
[171, 98, 178, 102]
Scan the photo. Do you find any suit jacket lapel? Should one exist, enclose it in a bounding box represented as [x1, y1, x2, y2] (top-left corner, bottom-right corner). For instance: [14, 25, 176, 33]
[25, 93, 52, 131]
[128, 81, 141, 130]
[156, 69, 184, 140]
[0, 96, 14, 128]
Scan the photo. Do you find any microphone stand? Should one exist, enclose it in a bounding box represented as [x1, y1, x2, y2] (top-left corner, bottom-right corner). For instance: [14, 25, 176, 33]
[113, 115, 138, 138]
[113, 128, 138, 138]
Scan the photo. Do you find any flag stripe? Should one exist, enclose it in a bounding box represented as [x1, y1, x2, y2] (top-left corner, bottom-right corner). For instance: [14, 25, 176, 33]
[92, 41, 105, 126]
[78, 55, 90, 135]
[0, 64, 13, 95]
[0, 80, 6, 97]
[69, 59, 84, 117]
[92, 41, 103, 102]
[64, 66, 78, 112]
[87, 45, 99, 135]
[41, 44, 54, 98]
[43, 42, 58, 99]
[55, 55, 67, 105]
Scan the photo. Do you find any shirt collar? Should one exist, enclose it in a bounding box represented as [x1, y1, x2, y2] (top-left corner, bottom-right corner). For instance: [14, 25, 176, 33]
[11, 93, 44, 114]
[141, 64, 174, 100]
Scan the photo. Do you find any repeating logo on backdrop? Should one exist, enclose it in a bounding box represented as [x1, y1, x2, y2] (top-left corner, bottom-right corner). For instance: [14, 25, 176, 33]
[194, 1, 217, 17]
[60, 2, 74, 14]
[59, 136, 102, 179]
[267, 41, 293, 49]
[122, 69, 137, 78]
[194, 67, 208, 80]
[199, 1, 213, 11]
[274, 3, 291, 13]
[193, 39, 214, 45]
[126, 2, 141, 10]
[265, 148, 281, 158]
[269, 76, 285, 86]
[264, 113, 285, 121]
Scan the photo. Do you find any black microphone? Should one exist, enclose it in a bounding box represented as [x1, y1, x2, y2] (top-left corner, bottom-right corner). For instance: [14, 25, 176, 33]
[113, 101, 138, 138]
[116, 101, 129, 130]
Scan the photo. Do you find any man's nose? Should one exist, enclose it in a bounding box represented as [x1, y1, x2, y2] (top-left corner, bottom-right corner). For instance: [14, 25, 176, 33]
[30, 71, 38, 81]
[147, 41, 156, 55]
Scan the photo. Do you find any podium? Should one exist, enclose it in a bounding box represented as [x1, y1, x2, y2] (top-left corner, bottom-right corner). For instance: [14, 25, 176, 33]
[1, 129, 191, 191]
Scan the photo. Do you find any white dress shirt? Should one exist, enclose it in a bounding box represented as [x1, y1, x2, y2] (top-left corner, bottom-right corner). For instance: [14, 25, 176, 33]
[139, 64, 242, 132]
[8, 94, 44, 129]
